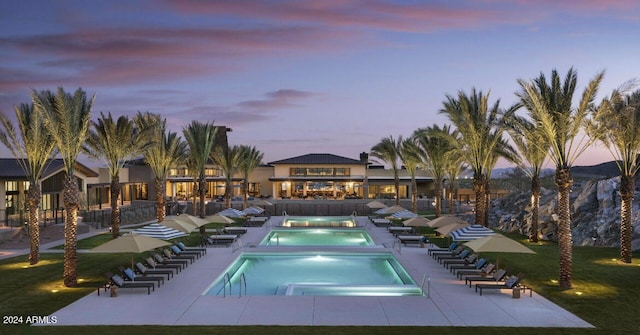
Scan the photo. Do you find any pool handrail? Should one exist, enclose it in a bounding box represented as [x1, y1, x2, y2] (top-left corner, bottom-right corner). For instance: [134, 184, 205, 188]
[239, 273, 247, 298]
[223, 272, 231, 298]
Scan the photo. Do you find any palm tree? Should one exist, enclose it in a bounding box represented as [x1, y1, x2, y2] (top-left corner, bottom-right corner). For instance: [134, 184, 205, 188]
[33, 87, 94, 287]
[439, 89, 512, 226]
[414, 125, 452, 218]
[371, 136, 402, 205]
[517, 68, 604, 288]
[182, 121, 217, 219]
[504, 114, 550, 242]
[0, 103, 56, 264]
[212, 145, 242, 208]
[588, 86, 640, 263]
[443, 150, 465, 215]
[85, 112, 151, 238]
[237, 145, 264, 209]
[400, 138, 421, 213]
[134, 112, 187, 222]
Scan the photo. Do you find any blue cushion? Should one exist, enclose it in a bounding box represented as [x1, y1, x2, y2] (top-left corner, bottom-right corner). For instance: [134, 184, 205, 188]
[178, 242, 187, 250]
[124, 268, 136, 280]
[171, 245, 182, 254]
[112, 275, 124, 286]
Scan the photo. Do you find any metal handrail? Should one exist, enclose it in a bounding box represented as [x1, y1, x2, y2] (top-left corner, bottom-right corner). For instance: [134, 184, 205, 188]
[239, 273, 247, 298]
[223, 272, 231, 298]
[420, 274, 430, 298]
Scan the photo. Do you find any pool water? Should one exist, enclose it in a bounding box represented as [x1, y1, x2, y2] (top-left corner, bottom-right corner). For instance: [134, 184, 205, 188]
[282, 216, 356, 227]
[260, 228, 375, 246]
[204, 252, 422, 296]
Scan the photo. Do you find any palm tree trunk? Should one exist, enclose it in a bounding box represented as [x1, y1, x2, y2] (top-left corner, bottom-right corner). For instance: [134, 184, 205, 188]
[394, 174, 400, 206]
[484, 177, 491, 227]
[530, 175, 541, 243]
[27, 184, 41, 265]
[411, 176, 417, 213]
[433, 179, 442, 218]
[191, 180, 197, 216]
[156, 177, 166, 222]
[110, 176, 121, 239]
[225, 178, 232, 208]
[63, 176, 79, 287]
[620, 174, 634, 263]
[555, 167, 573, 289]
[243, 180, 249, 210]
[448, 178, 456, 215]
[198, 176, 207, 235]
[472, 177, 486, 226]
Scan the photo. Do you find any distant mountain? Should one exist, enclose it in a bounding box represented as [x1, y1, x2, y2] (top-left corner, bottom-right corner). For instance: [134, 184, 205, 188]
[489, 161, 620, 179]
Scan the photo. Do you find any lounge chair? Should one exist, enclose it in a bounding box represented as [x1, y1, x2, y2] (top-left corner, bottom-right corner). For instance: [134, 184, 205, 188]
[456, 263, 495, 279]
[397, 235, 423, 246]
[370, 218, 391, 227]
[476, 273, 530, 296]
[146, 256, 184, 273]
[206, 234, 237, 246]
[135, 262, 174, 279]
[427, 242, 458, 256]
[433, 245, 465, 261]
[442, 253, 477, 269]
[436, 248, 470, 264]
[119, 266, 165, 287]
[99, 272, 154, 295]
[163, 248, 195, 263]
[170, 245, 201, 259]
[450, 257, 486, 274]
[246, 216, 268, 227]
[177, 241, 207, 255]
[388, 226, 414, 236]
[465, 268, 508, 287]
[223, 227, 248, 235]
[153, 253, 189, 269]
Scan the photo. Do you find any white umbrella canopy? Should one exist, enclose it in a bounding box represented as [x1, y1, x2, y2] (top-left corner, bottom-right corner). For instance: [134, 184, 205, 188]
[174, 214, 209, 228]
[436, 222, 470, 237]
[388, 210, 419, 219]
[450, 224, 495, 241]
[218, 208, 246, 218]
[205, 214, 235, 225]
[375, 205, 406, 215]
[403, 216, 430, 227]
[243, 206, 265, 215]
[366, 200, 387, 209]
[159, 219, 198, 234]
[427, 216, 466, 228]
[132, 223, 188, 240]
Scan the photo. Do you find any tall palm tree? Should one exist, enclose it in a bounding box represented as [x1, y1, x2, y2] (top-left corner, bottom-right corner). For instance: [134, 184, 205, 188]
[400, 138, 421, 213]
[182, 121, 217, 219]
[33, 87, 94, 287]
[414, 125, 452, 218]
[212, 145, 242, 208]
[371, 135, 402, 205]
[588, 86, 640, 263]
[439, 89, 511, 226]
[237, 145, 264, 209]
[505, 114, 550, 242]
[0, 103, 56, 264]
[517, 68, 604, 288]
[444, 150, 465, 215]
[134, 112, 187, 222]
[85, 112, 151, 238]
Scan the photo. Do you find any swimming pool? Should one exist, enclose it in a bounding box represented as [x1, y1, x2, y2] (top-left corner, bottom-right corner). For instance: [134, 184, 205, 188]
[260, 228, 375, 246]
[282, 216, 356, 227]
[204, 251, 422, 296]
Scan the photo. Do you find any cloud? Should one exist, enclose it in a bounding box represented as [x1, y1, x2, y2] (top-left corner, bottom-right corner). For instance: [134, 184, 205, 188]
[237, 89, 314, 110]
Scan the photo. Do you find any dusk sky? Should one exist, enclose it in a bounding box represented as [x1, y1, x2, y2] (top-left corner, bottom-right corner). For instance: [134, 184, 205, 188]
[1, 0, 639, 169]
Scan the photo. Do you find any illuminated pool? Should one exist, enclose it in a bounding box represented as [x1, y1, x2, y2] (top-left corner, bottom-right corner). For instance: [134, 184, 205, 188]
[260, 228, 375, 246]
[282, 216, 356, 227]
[204, 252, 422, 296]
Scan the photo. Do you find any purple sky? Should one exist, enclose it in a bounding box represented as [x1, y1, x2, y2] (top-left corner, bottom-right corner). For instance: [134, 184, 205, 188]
[1, 0, 638, 168]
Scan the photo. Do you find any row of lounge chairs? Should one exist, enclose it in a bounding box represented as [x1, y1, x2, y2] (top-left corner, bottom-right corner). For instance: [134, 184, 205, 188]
[203, 227, 247, 246]
[428, 242, 531, 297]
[98, 241, 207, 296]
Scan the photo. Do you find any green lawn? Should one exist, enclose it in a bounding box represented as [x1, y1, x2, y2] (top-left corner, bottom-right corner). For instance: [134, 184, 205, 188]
[1, 235, 639, 335]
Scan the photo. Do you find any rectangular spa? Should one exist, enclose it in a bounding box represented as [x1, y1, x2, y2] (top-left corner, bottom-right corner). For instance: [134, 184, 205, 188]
[204, 252, 422, 296]
[260, 228, 375, 246]
[281, 216, 356, 227]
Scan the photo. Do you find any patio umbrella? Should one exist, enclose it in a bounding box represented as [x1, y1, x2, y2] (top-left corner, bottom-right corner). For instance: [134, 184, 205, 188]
[375, 205, 406, 215]
[403, 216, 430, 227]
[132, 223, 188, 240]
[366, 200, 387, 209]
[427, 216, 466, 228]
[388, 210, 418, 219]
[92, 232, 172, 269]
[159, 219, 197, 234]
[436, 222, 470, 237]
[450, 224, 496, 241]
[205, 214, 235, 225]
[242, 206, 265, 215]
[174, 214, 209, 228]
[218, 208, 246, 218]
[464, 233, 535, 269]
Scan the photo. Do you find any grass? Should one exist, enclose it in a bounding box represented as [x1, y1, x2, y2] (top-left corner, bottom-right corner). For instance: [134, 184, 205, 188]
[1, 234, 639, 335]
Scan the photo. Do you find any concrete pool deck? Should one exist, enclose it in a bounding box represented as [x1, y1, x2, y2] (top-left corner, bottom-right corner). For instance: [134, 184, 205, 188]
[40, 216, 592, 327]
